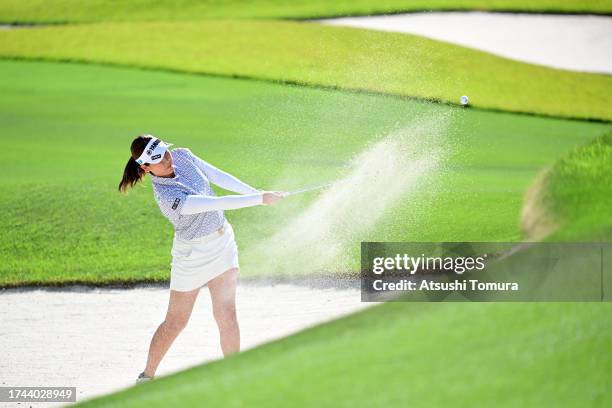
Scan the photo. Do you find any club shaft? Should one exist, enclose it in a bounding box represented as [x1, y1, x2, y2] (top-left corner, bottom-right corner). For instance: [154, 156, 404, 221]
[287, 183, 332, 196]
[285, 179, 348, 197]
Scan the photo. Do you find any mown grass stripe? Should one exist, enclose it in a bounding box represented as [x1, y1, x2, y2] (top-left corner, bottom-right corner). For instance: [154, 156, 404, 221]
[1, 0, 612, 24]
[0, 20, 611, 121]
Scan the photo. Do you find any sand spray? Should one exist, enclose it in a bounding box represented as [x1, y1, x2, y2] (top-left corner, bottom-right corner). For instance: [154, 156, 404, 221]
[245, 112, 454, 277]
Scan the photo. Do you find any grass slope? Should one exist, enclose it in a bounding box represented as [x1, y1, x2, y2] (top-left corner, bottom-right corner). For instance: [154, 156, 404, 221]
[1, 21, 612, 121]
[76, 302, 612, 407]
[1, 59, 609, 286]
[522, 133, 612, 240]
[1, 0, 611, 23]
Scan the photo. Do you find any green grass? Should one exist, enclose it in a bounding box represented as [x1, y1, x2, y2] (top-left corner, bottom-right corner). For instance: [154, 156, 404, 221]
[1, 59, 610, 286]
[522, 133, 612, 240]
[76, 302, 612, 407]
[1, 20, 612, 121]
[1, 0, 612, 23]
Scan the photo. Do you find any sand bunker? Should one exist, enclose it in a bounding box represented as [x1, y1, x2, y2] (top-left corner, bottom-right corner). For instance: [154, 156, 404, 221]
[321, 12, 612, 74]
[0, 281, 373, 406]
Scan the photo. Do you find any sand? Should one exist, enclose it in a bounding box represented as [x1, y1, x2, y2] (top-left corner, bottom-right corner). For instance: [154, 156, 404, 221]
[320, 12, 612, 74]
[246, 115, 450, 276]
[0, 281, 373, 406]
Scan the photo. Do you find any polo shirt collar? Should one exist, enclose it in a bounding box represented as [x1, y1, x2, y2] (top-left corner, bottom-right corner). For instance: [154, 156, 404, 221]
[150, 149, 180, 185]
[150, 167, 180, 185]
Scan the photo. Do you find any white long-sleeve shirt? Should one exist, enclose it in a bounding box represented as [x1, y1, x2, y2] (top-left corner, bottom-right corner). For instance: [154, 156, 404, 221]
[180, 150, 264, 215]
[151, 147, 263, 240]
[180, 193, 264, 215]
[189, 152, 262, 195]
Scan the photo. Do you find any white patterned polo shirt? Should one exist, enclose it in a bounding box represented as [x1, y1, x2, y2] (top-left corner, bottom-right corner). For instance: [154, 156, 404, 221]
[150, 147, 225, 240]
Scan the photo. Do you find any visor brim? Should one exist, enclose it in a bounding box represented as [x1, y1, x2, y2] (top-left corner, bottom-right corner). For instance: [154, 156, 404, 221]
[148, 145, 170, 164]
[136, 139, 173, 165]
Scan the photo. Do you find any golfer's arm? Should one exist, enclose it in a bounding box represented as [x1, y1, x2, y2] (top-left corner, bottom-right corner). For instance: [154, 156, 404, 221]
[190, 152, 260, 194]
[179, 193, 264, 215]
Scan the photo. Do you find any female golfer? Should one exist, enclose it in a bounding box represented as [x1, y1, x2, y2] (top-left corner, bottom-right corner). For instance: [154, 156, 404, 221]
[118, 134, 284, 383]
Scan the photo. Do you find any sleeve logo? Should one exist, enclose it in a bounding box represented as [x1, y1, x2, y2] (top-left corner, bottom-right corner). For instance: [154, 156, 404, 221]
[171, 198, 181, 210]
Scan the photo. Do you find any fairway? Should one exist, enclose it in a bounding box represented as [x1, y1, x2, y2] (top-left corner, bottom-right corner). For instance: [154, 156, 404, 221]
[1, 20, 612, 120]
[76, 302, 612, 407]
[1, 0, 611, 23]
[1, 59, 609, 286]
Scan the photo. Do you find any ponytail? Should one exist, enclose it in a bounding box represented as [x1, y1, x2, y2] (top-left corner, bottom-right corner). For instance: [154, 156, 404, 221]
[118, 156, 146, 193]
[117, 134, 153, 193]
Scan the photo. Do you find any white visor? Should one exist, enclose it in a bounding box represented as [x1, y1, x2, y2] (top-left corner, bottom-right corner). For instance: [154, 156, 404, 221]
[135, 136, 173, 165]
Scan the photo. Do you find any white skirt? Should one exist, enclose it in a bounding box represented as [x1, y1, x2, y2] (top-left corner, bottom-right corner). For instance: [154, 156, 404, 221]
[170, 220, 240, 292]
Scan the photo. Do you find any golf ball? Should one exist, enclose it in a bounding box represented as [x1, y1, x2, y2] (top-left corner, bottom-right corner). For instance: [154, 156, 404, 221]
[460, 95, 469, 105]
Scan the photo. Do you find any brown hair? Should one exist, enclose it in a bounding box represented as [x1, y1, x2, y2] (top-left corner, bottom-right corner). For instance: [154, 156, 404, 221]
[117, 135, 153, 193]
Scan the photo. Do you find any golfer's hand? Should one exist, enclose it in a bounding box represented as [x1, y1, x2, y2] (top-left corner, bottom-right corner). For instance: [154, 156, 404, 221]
[262, 191, 285, 206]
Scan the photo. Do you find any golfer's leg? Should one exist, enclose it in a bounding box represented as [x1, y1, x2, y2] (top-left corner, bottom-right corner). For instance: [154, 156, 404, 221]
[143, 288, 200, 377]
[208, 267, 240, 356]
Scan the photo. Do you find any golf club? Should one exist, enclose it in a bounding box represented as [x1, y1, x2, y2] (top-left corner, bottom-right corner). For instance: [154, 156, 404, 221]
[281, 179, 349, 197]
